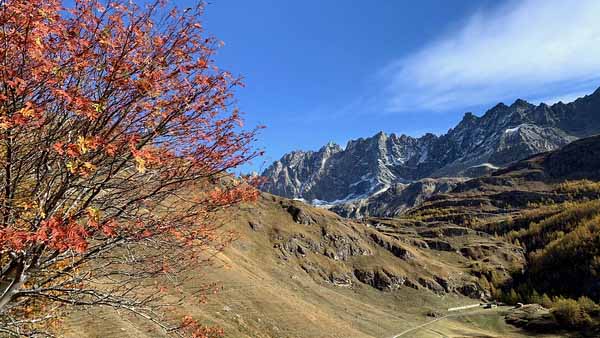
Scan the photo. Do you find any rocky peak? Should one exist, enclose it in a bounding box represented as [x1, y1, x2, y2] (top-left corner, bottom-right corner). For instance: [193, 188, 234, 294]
[396, 133, 412, 142]
[511, 98, 531, 107]
[462, 112, 477, 122]
[261, 87, 600, 205]
[420, 133, 438, 142]
[510, 99, 533, 112]
[452, 113, 478, 133]
[320, 141, 342, 153]
[490, 102, 509, 112]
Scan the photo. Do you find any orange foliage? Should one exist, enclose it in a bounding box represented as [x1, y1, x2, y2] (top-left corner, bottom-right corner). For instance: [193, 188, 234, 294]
[0, 0, 262, 336]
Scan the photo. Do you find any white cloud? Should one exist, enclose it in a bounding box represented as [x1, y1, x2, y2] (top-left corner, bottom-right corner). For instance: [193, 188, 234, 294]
[384, 0, 600, 112]
[530, 90, 592, 106]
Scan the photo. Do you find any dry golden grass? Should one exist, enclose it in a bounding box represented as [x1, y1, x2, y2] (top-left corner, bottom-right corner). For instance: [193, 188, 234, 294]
[61, 194, 539, 338]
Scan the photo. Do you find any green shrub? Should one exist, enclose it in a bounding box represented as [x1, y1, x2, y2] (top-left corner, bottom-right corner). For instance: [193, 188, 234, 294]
[552, 298, 593, 328]
[541, 294, 553, 309]
[577, 296, 600, 316]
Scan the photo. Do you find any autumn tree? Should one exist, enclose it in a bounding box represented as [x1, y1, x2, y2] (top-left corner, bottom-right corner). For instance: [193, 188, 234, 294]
[552, 298, 593, 328]
[0, 0, 261, 336]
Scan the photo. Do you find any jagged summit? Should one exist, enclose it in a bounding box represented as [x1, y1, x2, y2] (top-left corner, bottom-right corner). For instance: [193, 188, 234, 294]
[511, 98, 530, 105]
[261, 87, 600, 203]
[491, 102, 509, 110]
[319, 141, 342, 152]
[462, 111, 477, 120]
[510, 98, 533, 111]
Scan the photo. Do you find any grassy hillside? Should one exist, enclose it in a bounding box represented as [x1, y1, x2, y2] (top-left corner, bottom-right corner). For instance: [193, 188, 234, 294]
[63, 194, 541, 338]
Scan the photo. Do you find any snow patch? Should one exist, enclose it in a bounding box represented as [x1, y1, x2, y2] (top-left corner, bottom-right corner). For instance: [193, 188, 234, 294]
[471, 163, 500, 170]
[370, 185, 390, 197]
[349, 174, 375, 188]
[504, 126, 521, 134]
[309, 184, 392, 209]
[504, 123, 533, 134]
[418, 148, 429, 164]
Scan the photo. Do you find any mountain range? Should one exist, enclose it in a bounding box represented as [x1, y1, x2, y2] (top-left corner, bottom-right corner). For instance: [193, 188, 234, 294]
[261, 87, 600, 208]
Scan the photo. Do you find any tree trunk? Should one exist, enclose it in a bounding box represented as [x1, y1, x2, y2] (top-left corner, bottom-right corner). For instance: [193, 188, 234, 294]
[0, 259, 25, 313]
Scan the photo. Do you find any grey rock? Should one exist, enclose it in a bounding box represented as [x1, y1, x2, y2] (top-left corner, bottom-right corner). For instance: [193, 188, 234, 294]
[353, 269, 406, 291]
[332, 177, 465, 218]
[286, 205, 314, 225]
[418, 277, 446, 294]
[424, 239, 454, 252]
[328, 272, 353, 287]
[369, 232, 415, 260]
[457, 283, 487, 299]
[248, 221, 263, 231]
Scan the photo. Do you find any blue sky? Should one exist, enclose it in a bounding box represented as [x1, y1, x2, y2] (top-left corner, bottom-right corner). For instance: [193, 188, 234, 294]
[194, 0, 600, 172]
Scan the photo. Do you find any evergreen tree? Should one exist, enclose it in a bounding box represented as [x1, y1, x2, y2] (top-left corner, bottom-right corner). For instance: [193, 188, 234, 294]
[541, 294, 553, 308]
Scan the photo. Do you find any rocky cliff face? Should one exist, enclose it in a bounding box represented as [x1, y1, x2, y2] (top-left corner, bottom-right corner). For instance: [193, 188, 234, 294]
[261, 87, 600, 204]
[330, 177, 466, 218]
[262, 133, 437, 202]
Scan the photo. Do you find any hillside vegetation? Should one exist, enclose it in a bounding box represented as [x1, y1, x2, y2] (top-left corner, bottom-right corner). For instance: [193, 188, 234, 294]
[407, 136, 600, 334]
[64, 194, 543, 338]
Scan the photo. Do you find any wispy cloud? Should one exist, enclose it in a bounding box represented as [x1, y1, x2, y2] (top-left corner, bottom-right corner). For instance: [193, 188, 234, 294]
[530, 90, 595, 106]
[383, 0, 600, 112]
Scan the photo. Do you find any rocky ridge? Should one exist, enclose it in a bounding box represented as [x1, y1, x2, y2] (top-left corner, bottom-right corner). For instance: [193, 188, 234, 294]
[331, 177, 466, 218]
[261, 87, 600, 204]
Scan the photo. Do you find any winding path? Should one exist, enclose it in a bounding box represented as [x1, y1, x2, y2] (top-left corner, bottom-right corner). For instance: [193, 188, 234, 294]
[391, 306, 505, 338]
[391, 314, 454, 338]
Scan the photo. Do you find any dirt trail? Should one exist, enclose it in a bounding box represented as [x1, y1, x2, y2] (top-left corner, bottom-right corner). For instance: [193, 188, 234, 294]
[390, 306, 504, 338]
[391, 314, 454, 338]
